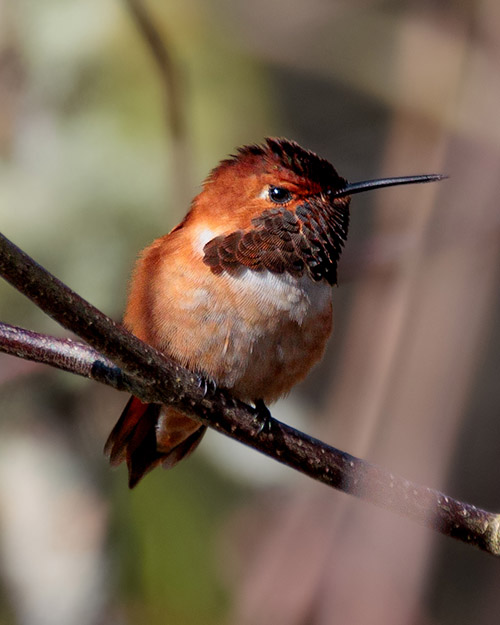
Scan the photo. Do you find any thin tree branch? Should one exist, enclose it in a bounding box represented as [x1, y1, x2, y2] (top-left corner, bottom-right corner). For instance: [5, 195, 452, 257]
[0, 322, 134, 391]
[123, 0, 192, 207]
[0, 231, 499, 556]
[123, 0, 183, 139]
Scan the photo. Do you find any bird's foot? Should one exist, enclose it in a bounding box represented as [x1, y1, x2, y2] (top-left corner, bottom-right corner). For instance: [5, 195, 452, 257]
[197, 374, 217, 398]
[253, 399, 273, 435]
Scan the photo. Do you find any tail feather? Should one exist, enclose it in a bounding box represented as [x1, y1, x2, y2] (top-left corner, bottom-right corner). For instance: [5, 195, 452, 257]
[104, 396, 206, 488]
[104, 396, 155, 466]
[160, 425, 207, 471]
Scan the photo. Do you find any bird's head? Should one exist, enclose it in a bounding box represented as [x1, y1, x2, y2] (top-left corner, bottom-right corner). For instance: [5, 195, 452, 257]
[183, 138, 444, 284]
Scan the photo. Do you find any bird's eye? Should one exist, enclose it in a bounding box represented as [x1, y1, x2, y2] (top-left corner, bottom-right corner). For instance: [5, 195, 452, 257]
[268, 186, 292, 204]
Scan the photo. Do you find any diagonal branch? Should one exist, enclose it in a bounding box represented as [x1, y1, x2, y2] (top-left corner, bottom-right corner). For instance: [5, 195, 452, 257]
[123, 0, 192, 208]
[0, 231, 499, 555]
[0, 322, 135, 392]
[123, 0, 184, 140]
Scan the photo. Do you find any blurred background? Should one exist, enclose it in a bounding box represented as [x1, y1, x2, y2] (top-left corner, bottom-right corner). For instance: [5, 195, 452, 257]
[1, 0, 500, 623]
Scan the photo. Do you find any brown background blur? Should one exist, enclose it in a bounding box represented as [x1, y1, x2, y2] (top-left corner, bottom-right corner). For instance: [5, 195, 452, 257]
[1, 0, 500, 624]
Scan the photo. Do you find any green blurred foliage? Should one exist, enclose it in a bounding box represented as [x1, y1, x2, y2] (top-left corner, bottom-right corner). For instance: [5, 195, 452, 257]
[1, 1, 273, 622]
[0, 0, 273, 328]
[109, 457, 247, 625]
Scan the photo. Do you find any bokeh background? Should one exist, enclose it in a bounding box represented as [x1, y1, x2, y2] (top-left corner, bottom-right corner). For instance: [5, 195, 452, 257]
[1, 0, 500, 623]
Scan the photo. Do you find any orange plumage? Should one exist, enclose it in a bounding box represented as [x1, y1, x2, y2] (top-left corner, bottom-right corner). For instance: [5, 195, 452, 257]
[105, 138, 442, 487]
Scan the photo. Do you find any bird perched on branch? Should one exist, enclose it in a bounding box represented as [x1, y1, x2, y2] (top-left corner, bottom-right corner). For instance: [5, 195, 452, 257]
[105, 138, 443, 487]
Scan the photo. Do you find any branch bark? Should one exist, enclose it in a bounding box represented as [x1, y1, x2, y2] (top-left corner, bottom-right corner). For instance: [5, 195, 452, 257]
[0, 231, 499, 555]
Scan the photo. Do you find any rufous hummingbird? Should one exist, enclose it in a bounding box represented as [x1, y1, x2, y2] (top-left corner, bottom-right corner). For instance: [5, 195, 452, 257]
[105, 138, 444, 487]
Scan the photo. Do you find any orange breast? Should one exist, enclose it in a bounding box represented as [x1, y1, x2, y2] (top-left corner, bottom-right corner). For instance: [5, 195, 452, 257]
[125, 228, 333, 404]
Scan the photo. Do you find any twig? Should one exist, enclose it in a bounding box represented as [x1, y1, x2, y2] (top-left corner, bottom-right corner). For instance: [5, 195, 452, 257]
[0, 231, 499, 555]
[123, 0, 191, 207]
[123, 0, 183, 139]
[0, 322, 134, 392]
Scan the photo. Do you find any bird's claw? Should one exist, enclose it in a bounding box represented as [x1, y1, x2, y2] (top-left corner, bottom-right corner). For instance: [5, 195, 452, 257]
[253, 399, 273, 435]
[197, 375, 217, 398]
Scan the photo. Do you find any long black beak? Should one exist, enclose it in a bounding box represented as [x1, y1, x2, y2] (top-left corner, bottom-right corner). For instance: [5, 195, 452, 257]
[334, 174, 447, 199]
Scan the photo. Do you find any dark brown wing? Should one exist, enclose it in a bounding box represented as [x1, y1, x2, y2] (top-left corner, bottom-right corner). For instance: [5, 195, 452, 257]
[203, 200, 349, 285]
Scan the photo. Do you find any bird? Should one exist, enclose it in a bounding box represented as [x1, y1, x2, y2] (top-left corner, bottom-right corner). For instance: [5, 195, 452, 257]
[104, 137, 444, 487]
